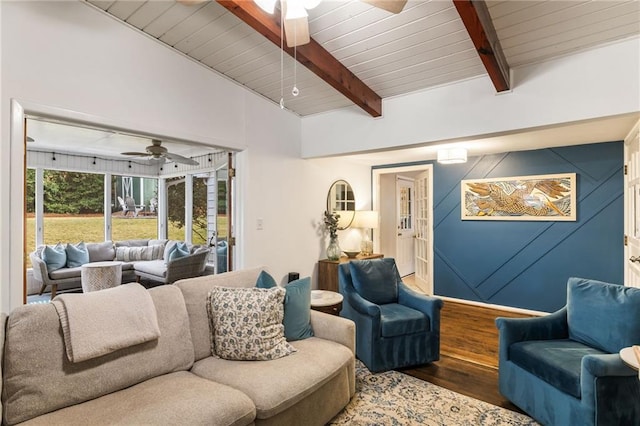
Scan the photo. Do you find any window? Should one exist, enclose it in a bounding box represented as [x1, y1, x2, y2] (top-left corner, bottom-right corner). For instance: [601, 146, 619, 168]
[33, 170, 105, 247]
[111, 176, 159, 241]
[167, 176, 186, 241]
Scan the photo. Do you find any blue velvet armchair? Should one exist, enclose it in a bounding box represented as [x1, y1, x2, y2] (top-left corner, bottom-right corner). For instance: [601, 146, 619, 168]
[338, 258, 443, 372]
[496, 277, 640, 426]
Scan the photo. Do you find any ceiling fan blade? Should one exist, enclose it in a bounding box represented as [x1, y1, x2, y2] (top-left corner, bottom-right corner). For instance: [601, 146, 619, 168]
[164, 152, 199, 166]
[362, 0, 407, 14]
[284, 15, 310, 48]
[121, 152, 149, 156]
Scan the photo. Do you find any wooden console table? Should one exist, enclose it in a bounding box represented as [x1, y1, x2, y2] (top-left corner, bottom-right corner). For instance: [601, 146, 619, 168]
[317, 253, 383, 292]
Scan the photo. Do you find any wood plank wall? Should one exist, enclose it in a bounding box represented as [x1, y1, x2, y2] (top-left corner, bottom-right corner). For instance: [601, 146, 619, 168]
[439, 300, 539, 369]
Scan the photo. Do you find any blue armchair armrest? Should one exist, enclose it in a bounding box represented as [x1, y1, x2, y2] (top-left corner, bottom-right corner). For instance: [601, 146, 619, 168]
[342, 283, 381, 318]
[581, 354, 640, 424]
[495, 307, 568, 362]
[398, 282, 443, 333]
[582, 354, 638, 378]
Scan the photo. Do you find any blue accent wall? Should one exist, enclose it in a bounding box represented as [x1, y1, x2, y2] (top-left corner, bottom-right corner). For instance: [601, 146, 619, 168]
[377, 141, 623, 312]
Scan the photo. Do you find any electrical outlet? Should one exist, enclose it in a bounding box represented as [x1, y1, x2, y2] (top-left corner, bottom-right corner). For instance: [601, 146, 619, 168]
[257, 218, 263, 230]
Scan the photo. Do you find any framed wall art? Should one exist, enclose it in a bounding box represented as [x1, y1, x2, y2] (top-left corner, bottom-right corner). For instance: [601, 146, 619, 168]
[461, 173, 577, 221]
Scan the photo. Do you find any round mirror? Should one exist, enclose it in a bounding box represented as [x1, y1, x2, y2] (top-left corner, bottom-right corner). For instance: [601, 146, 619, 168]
[327, 180, 356, 229]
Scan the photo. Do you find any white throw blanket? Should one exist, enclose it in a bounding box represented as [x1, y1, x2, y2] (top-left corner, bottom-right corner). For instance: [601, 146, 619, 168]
[52, 283, 161, 363]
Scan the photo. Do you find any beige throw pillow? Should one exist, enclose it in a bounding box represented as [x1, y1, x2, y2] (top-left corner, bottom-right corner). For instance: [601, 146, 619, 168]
[206, 286, 296, 361]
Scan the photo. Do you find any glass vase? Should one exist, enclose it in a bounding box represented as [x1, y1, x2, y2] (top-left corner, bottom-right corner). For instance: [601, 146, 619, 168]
[326, 236, 341, 261]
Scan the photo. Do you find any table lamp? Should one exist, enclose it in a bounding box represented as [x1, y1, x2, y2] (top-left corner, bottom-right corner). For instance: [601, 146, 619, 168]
[353, 210, 378, 256]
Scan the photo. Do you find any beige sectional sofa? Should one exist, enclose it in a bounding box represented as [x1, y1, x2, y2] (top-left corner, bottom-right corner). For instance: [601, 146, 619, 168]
[1, 267, 356, 425]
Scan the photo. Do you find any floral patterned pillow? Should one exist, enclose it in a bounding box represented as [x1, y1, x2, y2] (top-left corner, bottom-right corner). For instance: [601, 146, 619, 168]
[206, 286, 296, 361]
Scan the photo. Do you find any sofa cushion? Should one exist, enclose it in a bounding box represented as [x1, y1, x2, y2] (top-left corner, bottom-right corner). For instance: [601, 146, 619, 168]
[148, 239, 168, 247]
[163, 240, 179, 261]
[3, 285, 195, 425]
[567, 277, 640, 353]
[256, 270, 277, 288]
[253, 272, 314, 342]
[116, 245, 164, 262]
[206, 286, 295, 361]
[509, 339, 607, 398]
[174, 267, 265, 361]
[42, 243, 67, 272]
[86, 241, 115, 262]
[134, 260, 167, 277]
[379, 303, 429, 337]
[283, 277, 314, 341]
[17, 371, 256, 426]
[65, 242, 90, 268]
[115, 239, 149, 247]
[168, 242, 190, 262]
[349, 258, 399, 305]
[49, 266, 82, 280]
[190, 337, 353, 420]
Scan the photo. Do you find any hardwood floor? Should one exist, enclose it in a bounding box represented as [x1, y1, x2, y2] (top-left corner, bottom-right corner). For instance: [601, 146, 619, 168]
[399, 274, 539, 413]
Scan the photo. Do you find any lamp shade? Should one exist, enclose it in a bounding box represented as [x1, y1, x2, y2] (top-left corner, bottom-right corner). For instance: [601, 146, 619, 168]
[437, 148, 467, 164]
[353, 210, 379, 229]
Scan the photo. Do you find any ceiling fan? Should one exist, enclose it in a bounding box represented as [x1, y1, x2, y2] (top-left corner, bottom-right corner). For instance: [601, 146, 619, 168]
[179, 0, 407, 47]
[121, 139, 199, 166]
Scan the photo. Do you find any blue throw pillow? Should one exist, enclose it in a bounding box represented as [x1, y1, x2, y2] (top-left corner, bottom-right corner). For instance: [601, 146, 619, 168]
[254, 271, 314, 341]
[65, 241, 89, 268]
[349, 258, 399, 305]
[283, 277, 314, 341]
[42, 243, 67, 272]
[567, 277, 640, 353]
[256, 270, 277, 288]
[168, 242, 189, 262]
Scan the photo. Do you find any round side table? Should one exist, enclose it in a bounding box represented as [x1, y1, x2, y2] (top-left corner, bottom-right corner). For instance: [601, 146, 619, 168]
[311, 290, 343, 316]
[81, 261, 123, 293]
[620, 346, 640, 371]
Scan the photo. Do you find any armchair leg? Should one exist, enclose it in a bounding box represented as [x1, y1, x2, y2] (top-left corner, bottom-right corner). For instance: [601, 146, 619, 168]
[50, 285, 57, 300]
[38, 284, 47, 296]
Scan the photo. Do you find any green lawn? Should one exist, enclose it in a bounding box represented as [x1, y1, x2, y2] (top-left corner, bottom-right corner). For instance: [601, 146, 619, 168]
[26, 215, 227, 255]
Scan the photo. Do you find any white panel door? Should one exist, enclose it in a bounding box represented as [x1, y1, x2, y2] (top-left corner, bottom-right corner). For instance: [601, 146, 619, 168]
[396, 177, 415, 277]
[625, 120, 640, 287]
[414, 168, 432, 294]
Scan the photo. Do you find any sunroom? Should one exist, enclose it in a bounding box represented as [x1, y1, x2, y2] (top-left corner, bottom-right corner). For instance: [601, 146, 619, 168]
[25, 116, 232, 302]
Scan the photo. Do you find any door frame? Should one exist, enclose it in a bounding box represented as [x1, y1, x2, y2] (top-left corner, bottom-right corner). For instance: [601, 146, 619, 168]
[372, 164, 433, 292]
[624, 119, 640, 287]
[9, 99, 241, 311]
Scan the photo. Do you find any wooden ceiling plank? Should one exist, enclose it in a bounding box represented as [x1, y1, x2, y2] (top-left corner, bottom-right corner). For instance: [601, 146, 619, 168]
[216, 0, 382, 117]
[453, 0, 510, 92]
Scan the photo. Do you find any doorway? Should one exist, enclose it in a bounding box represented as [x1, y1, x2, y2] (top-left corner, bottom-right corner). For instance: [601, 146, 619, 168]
[22, 112, 234, 304]
[373, 164, 433, 294]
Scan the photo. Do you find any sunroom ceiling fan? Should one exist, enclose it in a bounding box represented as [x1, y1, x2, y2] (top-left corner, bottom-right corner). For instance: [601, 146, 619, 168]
[179, 0, 408, 47]
[121, 139, 199, 166]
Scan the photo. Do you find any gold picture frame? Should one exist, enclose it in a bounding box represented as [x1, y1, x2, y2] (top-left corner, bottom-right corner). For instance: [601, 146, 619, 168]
[461, 173, 577, 221]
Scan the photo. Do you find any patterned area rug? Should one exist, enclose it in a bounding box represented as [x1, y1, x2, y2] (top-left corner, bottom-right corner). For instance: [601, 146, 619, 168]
[329, 361, 539, 426]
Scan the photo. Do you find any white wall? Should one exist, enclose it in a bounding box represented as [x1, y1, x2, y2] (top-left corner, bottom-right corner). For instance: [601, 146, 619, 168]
[0, 1, 369, 311]
[301, 37, 640, 158]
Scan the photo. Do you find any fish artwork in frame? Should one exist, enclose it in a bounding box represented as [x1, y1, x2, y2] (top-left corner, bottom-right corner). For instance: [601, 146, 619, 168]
[461, 173, 577, 221]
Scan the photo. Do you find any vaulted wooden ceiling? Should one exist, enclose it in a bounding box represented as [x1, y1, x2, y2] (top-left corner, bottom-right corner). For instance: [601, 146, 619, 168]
[86, 0, 640, 117]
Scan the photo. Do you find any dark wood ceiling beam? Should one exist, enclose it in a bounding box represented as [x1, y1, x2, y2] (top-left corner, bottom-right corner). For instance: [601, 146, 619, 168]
[454, 0, 510, 92]
[217, 0, 382, 117]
